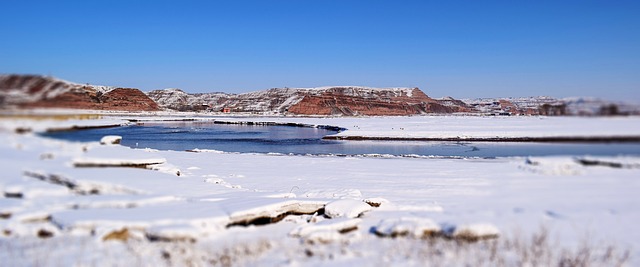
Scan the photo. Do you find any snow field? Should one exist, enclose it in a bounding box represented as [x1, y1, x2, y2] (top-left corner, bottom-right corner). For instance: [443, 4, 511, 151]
[1, 115, 639, 265]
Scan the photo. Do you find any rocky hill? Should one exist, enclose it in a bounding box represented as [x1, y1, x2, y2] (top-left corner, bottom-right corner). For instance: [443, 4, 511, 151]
[4, 74, 635, 116]
[147, 88, 231, 112]
[147, 86, 472, 116]
[462, 96, 640, 116]
[0, 74, 160, 111]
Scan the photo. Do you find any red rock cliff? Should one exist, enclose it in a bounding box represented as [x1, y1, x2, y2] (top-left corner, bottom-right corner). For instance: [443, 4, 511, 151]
[0, 74, 160, 111]
[147, 86, 472, 115]
[287, 87, 460, 116]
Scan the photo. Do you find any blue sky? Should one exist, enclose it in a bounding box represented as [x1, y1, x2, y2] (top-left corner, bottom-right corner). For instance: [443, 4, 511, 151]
[1, 1, 639, 101]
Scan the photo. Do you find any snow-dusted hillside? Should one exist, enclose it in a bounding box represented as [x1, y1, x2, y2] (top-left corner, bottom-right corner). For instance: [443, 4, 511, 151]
[563, 97, 640, 116]
[146, 88, 215, 111]
[0, 74, 159, 111]
[146, 87, 310, 113]
[462, 96, 562, 115]
[146, 86, 466, 115]
[0, 75, 117, 106]
[148, 86, 640, 117]
[462, 96, 640, 116]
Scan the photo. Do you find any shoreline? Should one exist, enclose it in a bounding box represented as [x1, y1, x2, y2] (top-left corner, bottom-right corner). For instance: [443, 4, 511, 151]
[322, 135, 640, 143]
[15, 115, 640, 144]
[44, 124, 123, 133]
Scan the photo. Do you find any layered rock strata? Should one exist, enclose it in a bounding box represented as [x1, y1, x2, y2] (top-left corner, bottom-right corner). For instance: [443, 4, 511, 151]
[147, 86, 472, 116]
[0, 74, 160, 111]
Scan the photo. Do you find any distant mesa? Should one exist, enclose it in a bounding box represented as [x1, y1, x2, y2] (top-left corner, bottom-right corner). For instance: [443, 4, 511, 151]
[147, 86, 473, 116]
[1, 74, 637, 116]
[462, 97, 640, 116]
[147, 86, 638, 116]
[0, 74, 160, 112]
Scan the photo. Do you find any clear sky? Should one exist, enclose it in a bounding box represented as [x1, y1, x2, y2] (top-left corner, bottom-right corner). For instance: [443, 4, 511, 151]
[1, 0, 639, 101]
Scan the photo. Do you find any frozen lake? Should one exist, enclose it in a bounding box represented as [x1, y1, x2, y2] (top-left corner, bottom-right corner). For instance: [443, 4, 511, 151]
[41, 122, 640, 157]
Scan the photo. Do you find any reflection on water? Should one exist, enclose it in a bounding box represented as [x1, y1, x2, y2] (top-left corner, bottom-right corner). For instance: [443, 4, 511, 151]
[41, 122, 640, 158]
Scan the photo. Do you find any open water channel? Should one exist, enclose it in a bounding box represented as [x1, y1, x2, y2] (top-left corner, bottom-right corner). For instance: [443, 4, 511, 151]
[41, 122, 640, 158]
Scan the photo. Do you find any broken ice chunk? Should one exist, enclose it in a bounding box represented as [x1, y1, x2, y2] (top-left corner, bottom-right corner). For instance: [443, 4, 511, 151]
[324, 199, 373, 219]
[100, 135, 122, 145]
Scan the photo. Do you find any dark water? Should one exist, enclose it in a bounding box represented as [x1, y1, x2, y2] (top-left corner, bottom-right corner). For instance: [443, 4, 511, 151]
[41, 122, 640, 158]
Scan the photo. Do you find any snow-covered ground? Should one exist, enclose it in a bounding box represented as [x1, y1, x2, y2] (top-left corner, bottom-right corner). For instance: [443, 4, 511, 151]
[211, 115, 640, 140]
[1, 115, 639, 266]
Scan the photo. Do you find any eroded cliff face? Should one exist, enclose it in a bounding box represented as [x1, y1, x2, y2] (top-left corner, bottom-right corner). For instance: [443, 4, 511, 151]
[287, 87, 464, 116]
[0, 74, 472, 115]
[147, 86, 471, 116]
[0, 74, 160, 111]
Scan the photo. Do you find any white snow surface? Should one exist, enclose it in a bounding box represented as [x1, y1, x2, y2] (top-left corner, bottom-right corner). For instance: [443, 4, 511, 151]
[0, 115, 639, 265]
[214, 115, 640, 139]
[324, 199, 374, 219]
